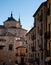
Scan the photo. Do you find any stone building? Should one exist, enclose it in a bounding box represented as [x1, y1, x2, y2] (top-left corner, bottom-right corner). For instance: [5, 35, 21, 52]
[26, 1, 47, 65]
[33, 1, 47, 65]
[16, 46, 26, 65]
[0, 13, 27, 65]
[45, 0, 51, 65]
[26, 27, 36, 65]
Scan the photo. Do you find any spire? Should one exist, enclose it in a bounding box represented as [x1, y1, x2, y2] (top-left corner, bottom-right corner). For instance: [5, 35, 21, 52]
[18, 14, 22, 28]
[11, 12, 13, 18]
[18, 14, 21, 23]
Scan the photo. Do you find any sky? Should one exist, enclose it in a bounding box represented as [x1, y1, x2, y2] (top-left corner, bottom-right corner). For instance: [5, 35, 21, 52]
[0, 0, 46, 30]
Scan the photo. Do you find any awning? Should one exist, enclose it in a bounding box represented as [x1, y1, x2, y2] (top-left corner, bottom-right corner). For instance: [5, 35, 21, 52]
[45, 57, 51, 62]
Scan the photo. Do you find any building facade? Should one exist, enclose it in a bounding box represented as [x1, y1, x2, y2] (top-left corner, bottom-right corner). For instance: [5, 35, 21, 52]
[26, 1, 47, 65]
[45, 0, 51, 65]
[16, 46, 26, 65]
[0, 13, 27, 65]
[26, 27, 36, 65]
[33, 1, 47, 65]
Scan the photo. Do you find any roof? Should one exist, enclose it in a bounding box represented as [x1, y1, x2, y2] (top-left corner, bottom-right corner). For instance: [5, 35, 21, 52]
[6, 27, 27, 31]
[4, 17, 17, 22]
[0, 25, 5, 28]
[33, 1, 47, 17]
[26, 26, 34, 36]
[4, 13, 18, 22]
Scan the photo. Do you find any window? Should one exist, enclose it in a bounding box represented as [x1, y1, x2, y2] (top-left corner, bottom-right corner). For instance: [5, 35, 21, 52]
[37, 14, 39, 20]
[38, 40, 39, 46]
[0, 45, 4, 49]
[9, 44, 13, 50]
[29, 35, 30, 40]
[49, 23, 50, 37]
[3, 62, 6, 65]
[40, 10, 43, 21]
[16, 53, 18, 56]
[35, 41, 36, 50]
[26, 49, 27, 53]
[34, 18, 36, 27]
[41, 52, 43, 59]
[38, 10, 43, 22]
[35, 53, 36, 59]
[26, 40, 27, 44]
[15, 60, 18, 64]
[31, 34, 35, 41]
[31, 46, 35, 52]
[41, 37, 43, 46]
[48, 42, 50, 56]
[29, 53, 31, 57]
[38, 53, 39, 65]
[0, 39, 6, 41]
[39, 23, 43, 36]
[21, 58, 24, 64]
[38, 27, 39, 33]
[41, 23, 43, 33]
[47, 3, 50, 15]
[41, 37, 43, 45]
